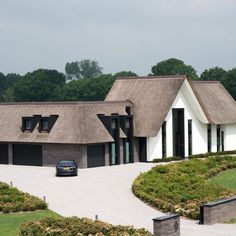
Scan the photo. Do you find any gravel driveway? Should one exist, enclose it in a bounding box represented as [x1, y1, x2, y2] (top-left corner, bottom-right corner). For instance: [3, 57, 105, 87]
[0, 163, 235, 235]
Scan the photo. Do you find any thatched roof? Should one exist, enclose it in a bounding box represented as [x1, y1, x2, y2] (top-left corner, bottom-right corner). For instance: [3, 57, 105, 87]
[190, 81, 236, 124]
[106, 76, 185, 137]
[0, 101, 131, 144]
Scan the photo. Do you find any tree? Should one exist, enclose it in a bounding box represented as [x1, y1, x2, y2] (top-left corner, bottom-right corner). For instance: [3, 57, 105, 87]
[65, 59, 103, 80]
[200, 67, 227, 82]
[223, 68, 236, 100]
[113, 71, 137, 78]
[13, 69, 65, 102]
[0, 73, 20, 101]
[61, 74, 115, 101]
[151, 58, 198, 80]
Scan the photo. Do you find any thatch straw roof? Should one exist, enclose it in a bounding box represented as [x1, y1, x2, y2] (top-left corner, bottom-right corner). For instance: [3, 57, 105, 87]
[0, 101, 131, 144]
[190, 81, 236, 124]
[106, 76, 185, 137]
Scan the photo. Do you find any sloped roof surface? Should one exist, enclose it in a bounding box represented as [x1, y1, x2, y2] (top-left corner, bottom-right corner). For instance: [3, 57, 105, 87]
[106, 76, 185, 137]
[190, 81, 236, 124]
[0, 101, 131, 144]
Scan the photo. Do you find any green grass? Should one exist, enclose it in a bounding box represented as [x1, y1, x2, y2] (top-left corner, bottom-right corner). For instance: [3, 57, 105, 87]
[0, 210, 61, 236]
[209, 168, 236, 190]
[225, 218, 236, 223]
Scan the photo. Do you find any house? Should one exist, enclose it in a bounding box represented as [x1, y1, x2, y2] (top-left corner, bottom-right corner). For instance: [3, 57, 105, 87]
[106, 76, 236, 160]
[0, 76, 235, 167]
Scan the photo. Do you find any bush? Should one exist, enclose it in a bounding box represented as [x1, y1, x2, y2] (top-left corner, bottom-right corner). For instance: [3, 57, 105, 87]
[0, 182, 47, 213]
[19, 217, 152, 236]
[132, 155, 236, 219]
[189, 150, 236, 159]
[152, 156, 182, 163]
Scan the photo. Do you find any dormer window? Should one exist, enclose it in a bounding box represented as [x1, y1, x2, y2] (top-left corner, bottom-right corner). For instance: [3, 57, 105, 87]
[125, 118, 130, 129]
[41, 119, 49, 131]
[111, 119, 116, 129]
[24, 119, 32, 131]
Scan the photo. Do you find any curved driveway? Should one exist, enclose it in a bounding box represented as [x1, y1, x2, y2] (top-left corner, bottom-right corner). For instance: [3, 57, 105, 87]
[0, 163, 235, 235]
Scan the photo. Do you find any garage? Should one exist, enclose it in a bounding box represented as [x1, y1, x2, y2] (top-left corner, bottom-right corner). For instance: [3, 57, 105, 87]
[0, 144, 8, 164]
[13, 144, 42, 166]
[87, 145, 105, 168]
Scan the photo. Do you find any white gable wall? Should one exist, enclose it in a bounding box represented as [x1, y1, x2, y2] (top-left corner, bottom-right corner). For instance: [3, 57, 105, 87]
[225, 124, 236, 150]
[147, 80, 208, 160]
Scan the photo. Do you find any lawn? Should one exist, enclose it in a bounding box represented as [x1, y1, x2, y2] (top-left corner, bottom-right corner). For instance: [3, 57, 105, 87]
[0, 210, 61, 236]
[132, 155, 236, 219]
[209, 168, 236, 190]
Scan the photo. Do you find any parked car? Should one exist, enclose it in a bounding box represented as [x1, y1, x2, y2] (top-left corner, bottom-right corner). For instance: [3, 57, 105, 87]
[56, 160, 78, 176]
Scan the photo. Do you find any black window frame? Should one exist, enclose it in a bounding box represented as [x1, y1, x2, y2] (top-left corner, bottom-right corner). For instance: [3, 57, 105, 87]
[207, 124, 212, 153]
[162, 121, 167, 158]
[188, 120, 192, 156]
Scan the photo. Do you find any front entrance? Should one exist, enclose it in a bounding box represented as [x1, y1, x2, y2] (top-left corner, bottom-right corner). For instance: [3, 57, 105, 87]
[173, 109, 185, 158]
[139, 137, 147, 162]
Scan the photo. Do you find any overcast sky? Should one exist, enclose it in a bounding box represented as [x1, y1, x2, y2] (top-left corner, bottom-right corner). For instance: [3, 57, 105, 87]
[0, 0, 236, 76]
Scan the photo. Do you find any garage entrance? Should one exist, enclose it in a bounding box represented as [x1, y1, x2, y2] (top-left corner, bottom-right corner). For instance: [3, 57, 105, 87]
[13, 144, 42, 166]
[0, 144, 8, 164]
[87, 145, 105, 168]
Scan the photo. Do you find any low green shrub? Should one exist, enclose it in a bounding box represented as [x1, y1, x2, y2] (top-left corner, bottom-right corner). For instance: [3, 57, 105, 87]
[0, 182, 47, 213]
[189, 150, 236, 159]
[19, 217, 152, 236]
[152, 156, 182, 163]
[132, 155, 236, 220]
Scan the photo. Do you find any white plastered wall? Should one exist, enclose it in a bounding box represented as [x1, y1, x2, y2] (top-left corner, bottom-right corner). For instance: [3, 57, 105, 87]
[147, 80, 209, 160]
[225, 124, 236, 151]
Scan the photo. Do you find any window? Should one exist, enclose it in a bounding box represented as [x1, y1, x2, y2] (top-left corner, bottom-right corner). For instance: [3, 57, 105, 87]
[111, 119, 116, 129]
[217, 125, 221, 151]
[207, 124, 212, 153]
[110, 143, 116, 165]
[221, 131, 224, 151]
[42, 119, 49, 130]
[125, 118, 130, 129]
[188, 120, 192, 156]
[24, 119, 32, 131]
[162, 121, 166, 158]
[124, 140, 130, 163]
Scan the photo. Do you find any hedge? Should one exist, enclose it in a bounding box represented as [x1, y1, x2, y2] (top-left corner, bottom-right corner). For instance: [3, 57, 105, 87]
[0, 182, 47, 213]
[132, 155, 236, 219]
[19, 217, 152, 236]
[152, 150, 236, 163]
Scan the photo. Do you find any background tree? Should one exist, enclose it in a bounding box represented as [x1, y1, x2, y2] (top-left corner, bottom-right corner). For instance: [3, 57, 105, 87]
[61, 74, 115, 101]
[223, 68, 236, 100]
[200, 67, 227, 82]
[13, 69, 65, 102]
[113, 71, 137, 78]
[151, 58, 199, 80]
[65, 59, 103, 80]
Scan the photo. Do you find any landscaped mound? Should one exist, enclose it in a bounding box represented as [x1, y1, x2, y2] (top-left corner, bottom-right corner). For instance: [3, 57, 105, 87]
[0, 182, 47, 213]
[132, 155, 236, 219]
[19, 217, 152, 236]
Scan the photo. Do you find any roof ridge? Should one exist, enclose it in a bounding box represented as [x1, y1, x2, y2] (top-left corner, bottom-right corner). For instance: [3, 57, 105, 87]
[116, 75, 187, 80]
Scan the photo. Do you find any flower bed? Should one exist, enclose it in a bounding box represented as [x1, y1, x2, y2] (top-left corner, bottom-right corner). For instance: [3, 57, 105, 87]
[19, 217, 152, 236]
[0, 182, 47, 213]
[132, 155, 236, 219]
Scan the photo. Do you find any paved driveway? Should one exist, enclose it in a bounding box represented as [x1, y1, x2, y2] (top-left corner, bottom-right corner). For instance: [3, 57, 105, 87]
[0, 163, 235, 235]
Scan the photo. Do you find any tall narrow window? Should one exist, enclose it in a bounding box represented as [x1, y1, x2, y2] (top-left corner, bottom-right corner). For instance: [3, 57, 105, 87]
[188, 120, 192, 156]
[207, 124, 212, 153]
[162, 121, 166, 158]
[221, 131, 224, 151]
[124, 140, 130, 163]
[110, 143, 116, 165]
[217, 125, 221, 151]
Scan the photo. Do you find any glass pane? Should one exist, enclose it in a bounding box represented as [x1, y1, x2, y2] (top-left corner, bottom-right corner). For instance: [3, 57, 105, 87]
[111, 143, 116, 165]
[125, 141, 130, 163]
[25, 120, 31, 130]
[43, 120, 49, 130]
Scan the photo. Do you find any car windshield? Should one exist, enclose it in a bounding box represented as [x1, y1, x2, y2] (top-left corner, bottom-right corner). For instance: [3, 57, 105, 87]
[59, 160, 75, 167]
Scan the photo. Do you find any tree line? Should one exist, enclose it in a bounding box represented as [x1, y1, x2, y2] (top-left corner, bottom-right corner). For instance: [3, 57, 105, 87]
[0, 58, 235, 102]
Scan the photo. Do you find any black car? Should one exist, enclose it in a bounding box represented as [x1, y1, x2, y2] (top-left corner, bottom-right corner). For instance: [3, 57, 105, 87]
[56, 160, 78, 176]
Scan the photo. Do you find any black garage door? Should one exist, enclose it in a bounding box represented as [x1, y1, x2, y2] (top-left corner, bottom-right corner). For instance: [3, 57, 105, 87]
[87, 145, 105, 168]
[13, 144, 42, 166]
[0, 144, 8, 164]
